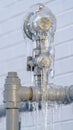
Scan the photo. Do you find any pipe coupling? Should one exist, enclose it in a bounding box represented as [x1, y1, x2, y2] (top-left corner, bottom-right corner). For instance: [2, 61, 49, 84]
[4, 72, 21, 109]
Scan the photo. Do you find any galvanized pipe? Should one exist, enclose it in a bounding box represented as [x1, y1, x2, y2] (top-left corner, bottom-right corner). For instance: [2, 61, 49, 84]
[18, 87, 32, 101]
[6, 109, 19, 130]
[1, 83, 73, 118]
[4, 72, 21, 130]
[3, 72, 73, 130]
[18, 84, 73, 104]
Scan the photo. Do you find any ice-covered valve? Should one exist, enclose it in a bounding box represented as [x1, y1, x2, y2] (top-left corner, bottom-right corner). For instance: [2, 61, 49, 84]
[23, 3, 56, 41]
[23, 3, 56, 89]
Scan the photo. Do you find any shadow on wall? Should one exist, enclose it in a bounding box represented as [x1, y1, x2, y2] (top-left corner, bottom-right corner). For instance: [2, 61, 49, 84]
[22, 101, 42, 111]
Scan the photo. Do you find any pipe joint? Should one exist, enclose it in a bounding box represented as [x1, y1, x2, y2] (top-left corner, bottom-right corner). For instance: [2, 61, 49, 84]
[4, 72, 21, 109]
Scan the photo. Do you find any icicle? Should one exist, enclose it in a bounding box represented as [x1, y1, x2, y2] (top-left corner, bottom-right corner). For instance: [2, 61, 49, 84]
[49, 106, 54, 130]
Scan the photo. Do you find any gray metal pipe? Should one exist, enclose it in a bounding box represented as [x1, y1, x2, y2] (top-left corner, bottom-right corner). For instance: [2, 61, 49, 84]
[18, 87, 32, 101]
[3, 72, 73, 105]
[20, 85, 73, 104]
[6, 109, 19, 130]
[4, 72, 21, 130]
[3, 72, 73, 130]
[47, 87, 66, 103]
[0, 83, 72, 119]
[0, 87, 73, 119]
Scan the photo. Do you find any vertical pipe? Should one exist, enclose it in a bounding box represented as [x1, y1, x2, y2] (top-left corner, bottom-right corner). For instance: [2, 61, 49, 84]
[4, 72, 21, 130]
[6, 109, 19, 130]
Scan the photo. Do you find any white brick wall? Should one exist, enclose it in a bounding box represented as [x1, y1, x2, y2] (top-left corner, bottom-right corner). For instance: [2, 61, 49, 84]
[0, 0, 73, 130]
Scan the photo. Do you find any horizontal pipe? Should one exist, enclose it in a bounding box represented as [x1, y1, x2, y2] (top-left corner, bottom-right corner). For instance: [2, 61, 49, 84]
[8, 84, 73, 104]
[47, 87, 66, 103]
[22, 84, 72, 104]
[1, 85, 73, 118]
[18, 87, 32, 101]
